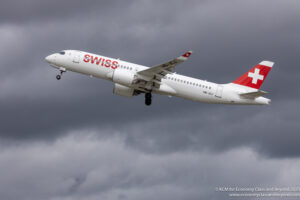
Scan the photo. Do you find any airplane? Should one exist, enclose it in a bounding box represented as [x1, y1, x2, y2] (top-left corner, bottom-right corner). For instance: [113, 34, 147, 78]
[45, 50, 274, 106]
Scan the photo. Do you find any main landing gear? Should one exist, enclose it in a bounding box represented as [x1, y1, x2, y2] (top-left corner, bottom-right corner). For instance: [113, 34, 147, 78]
[145, 93, 152, 106]
[56, 70, 65, 80]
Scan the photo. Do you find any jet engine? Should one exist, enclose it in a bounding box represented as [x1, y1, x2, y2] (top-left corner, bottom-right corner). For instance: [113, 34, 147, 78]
[113, 83, 137, 97]
[112, 69, 135, 87]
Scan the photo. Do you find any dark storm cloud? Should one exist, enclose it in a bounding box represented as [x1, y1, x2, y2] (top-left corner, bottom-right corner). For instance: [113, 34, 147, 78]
[0, 133, 299, 200]
[0, 0, 131, 23]
[121, 99, 300, 158]
[1, 0, 300, 199]
[0, 0, 299, 155]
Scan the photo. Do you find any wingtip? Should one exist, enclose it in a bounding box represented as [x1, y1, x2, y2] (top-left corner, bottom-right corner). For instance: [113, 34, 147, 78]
[182, 51, 192, 58]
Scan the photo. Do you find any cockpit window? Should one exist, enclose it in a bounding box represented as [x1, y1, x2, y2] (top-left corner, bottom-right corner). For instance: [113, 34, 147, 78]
[59, 51, 65, 55]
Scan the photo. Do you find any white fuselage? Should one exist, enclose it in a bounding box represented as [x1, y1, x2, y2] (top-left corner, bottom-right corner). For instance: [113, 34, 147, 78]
[45, 50, 270, 105]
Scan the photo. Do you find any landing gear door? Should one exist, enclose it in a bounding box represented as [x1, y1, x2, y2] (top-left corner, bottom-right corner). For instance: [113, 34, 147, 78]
[73, 52, 81, 63]
[215, 85, 223, 98]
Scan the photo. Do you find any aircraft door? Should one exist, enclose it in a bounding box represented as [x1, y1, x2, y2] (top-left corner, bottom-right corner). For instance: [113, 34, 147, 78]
[73, 52, 81, 63]
[215, 85, 223, 98]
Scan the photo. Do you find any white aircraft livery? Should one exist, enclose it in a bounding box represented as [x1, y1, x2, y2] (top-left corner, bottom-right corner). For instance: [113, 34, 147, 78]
[45, 50, 274, 106]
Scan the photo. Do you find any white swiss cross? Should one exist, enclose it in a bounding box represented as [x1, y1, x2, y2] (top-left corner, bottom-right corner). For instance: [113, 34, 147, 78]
[248, 68, 264, 84]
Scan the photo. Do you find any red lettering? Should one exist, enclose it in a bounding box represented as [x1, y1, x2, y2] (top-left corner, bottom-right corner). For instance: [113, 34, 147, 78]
[101, 59, 105, 66]
[93, 57, 102, 65]
[111, 61, 118, 69]
[90, 56, 102, 65]
[84, 54, 118, 70]
[83, 54, 90, 62]
[90, 56, 94, 64]
[105, 59, 111, 68]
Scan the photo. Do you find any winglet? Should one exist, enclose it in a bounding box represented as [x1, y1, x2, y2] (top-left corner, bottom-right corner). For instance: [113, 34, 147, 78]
[179, 51, 193, 60]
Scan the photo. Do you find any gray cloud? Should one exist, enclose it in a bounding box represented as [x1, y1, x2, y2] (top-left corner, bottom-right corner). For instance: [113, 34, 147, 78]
[1, 132, 299, 200]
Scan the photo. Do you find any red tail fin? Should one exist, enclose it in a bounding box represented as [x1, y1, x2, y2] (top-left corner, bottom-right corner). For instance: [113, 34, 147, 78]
[232, 61, 274, 89]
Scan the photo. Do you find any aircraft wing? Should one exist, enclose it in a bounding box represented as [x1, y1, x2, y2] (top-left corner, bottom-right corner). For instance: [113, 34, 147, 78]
[239, 90, 268, 99]
[137, 51, 192, 79]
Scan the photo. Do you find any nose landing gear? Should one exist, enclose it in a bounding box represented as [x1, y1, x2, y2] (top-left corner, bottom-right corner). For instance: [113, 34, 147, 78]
[145, 93, 152, 106]
[56, 68, 66, 80]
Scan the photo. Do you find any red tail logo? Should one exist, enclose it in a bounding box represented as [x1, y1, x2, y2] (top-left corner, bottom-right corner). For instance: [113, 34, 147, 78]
[232, 61, 274, 89]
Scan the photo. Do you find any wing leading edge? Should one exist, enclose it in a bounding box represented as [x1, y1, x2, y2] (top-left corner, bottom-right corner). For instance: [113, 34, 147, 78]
[138, 51, 193, 78]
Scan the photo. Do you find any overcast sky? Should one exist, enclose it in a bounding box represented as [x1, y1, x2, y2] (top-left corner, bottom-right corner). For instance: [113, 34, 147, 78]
[0, 0, 300, 199]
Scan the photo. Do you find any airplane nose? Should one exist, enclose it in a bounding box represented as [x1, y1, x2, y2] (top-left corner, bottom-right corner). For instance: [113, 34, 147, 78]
[45, 55, 52, 63]
[45, 54, 56, 63]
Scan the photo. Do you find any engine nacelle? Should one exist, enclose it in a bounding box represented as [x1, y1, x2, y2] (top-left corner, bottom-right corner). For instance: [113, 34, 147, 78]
[112, 69, 135, 87]
[113, 83, 135, 98]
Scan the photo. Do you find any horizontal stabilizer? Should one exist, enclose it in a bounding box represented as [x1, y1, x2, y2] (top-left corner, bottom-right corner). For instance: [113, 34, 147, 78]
[239, 90, 267, 99]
